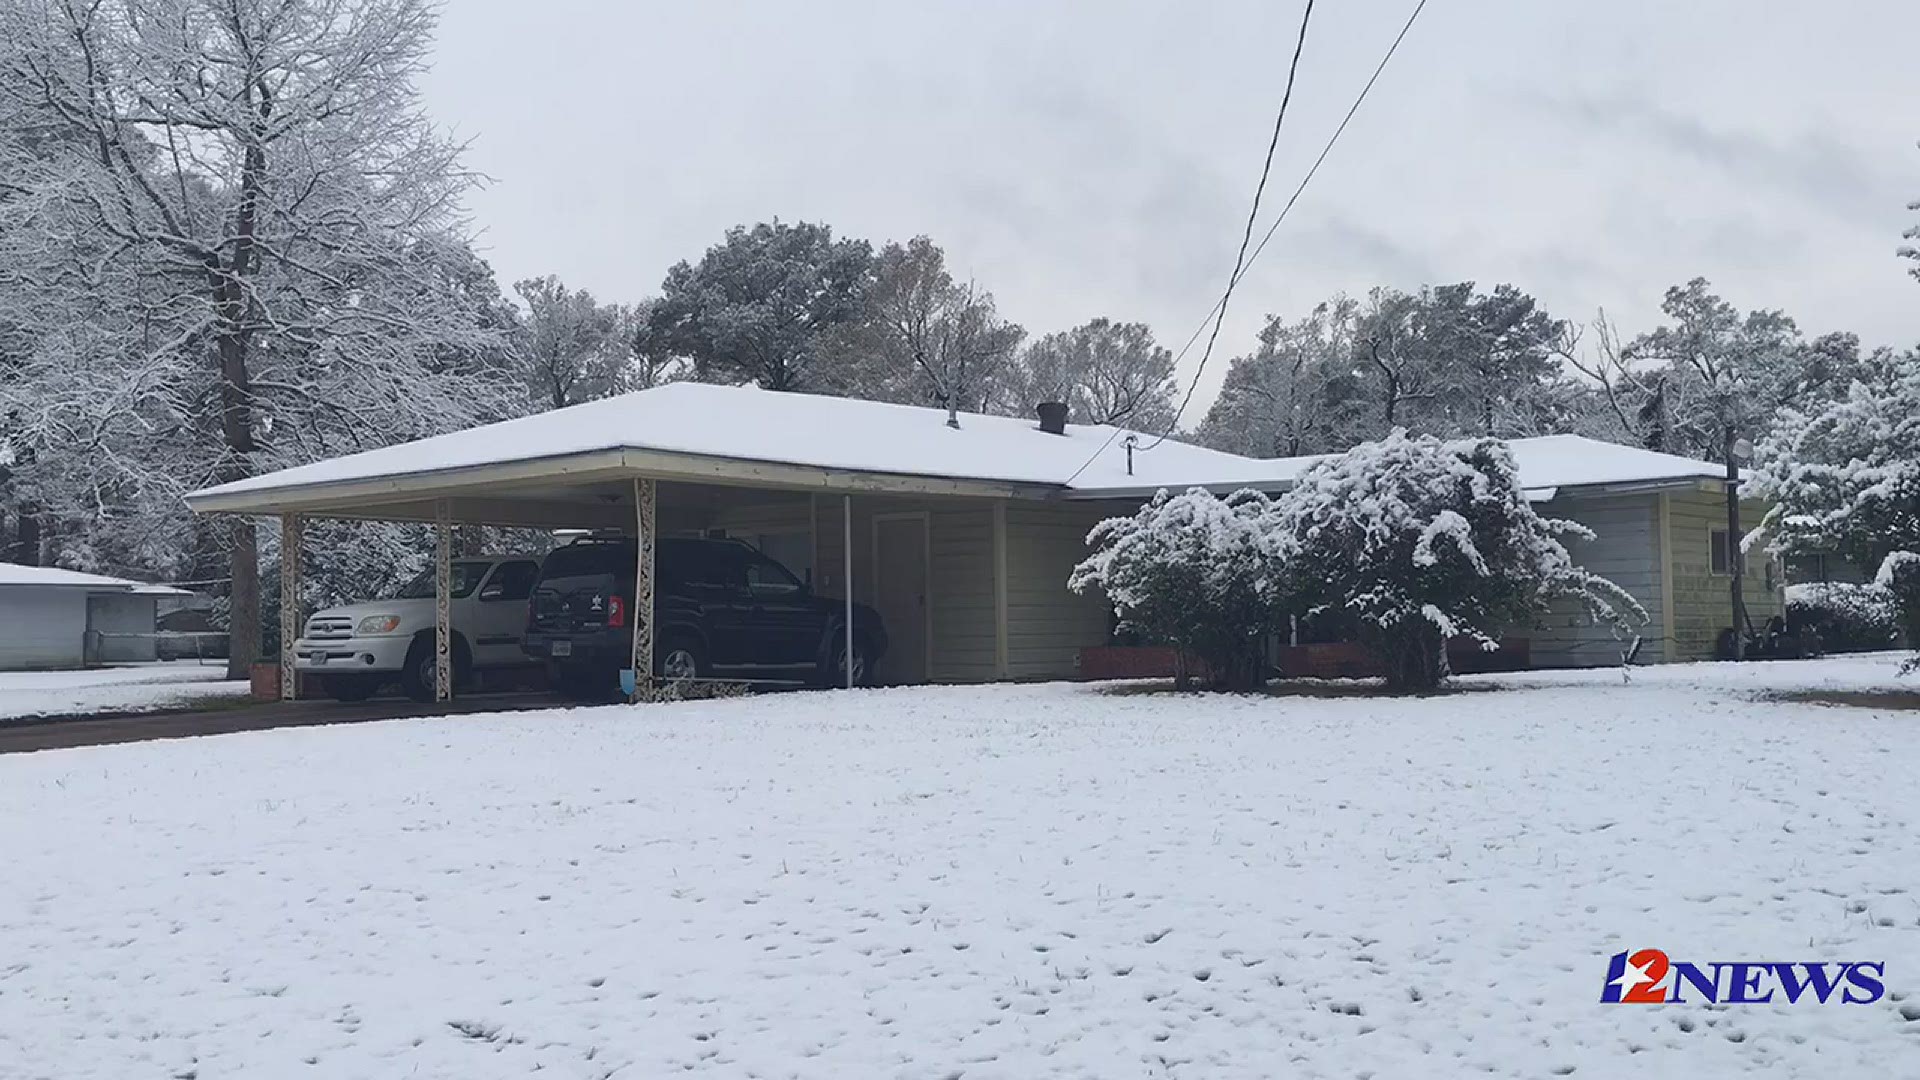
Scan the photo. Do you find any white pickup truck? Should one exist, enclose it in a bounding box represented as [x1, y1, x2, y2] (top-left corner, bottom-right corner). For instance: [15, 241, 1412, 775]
[293, 554, 545, 702]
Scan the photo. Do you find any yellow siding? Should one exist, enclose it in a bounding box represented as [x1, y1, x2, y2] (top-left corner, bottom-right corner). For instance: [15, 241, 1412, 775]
[807, 493, 999, 684]
[1665, 488, 1784, 660]
[1521, 494, 1665, 667]
[1003, 501, 1127, 679]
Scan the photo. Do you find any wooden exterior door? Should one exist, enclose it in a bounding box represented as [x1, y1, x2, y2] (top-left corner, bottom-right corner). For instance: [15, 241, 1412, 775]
[872, 514, 929, 684]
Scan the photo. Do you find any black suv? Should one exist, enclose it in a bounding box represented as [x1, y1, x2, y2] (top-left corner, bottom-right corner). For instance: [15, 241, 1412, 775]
[523, 536, 887, 696]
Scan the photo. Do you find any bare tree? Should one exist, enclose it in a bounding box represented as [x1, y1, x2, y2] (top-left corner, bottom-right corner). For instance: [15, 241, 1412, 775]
[0, 0, 513, 676]
[824, 236, 1022, 426]
[1001, 318, 1177, 429]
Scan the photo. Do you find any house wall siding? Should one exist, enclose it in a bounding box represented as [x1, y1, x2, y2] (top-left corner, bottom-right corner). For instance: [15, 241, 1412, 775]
[1519, 494, 1666, 667]
[695, 481, 1766, 682]
[1666, 488, 1784, 660]
[1003, 501, 1126, 679]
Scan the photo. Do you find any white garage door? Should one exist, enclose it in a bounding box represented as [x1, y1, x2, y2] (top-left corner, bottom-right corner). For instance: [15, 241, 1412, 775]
[0, 588, 88, 669]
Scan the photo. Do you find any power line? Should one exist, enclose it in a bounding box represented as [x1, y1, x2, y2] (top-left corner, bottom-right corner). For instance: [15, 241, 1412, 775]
[1138, 0, 1316, 453]
[1065, 0, 1431, 482]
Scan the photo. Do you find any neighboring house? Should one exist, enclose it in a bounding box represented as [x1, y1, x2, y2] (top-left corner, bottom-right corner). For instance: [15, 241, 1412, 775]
[185, 383, 1782, 683]
[0, 563, 195, 670]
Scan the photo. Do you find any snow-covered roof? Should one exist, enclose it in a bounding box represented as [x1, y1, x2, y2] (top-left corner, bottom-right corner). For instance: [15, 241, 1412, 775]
[189, 382, 1258, 502]
[186, 384, 1728, 512]
[1097, 433, 1728, 498]
[0, 562, 190, 594]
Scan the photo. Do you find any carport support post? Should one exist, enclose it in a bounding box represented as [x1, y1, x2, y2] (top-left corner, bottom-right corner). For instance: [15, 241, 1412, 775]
[843, 495, 853, 689]
[630, 477, 656, 703]
[279, 514, 302, 701]
[434, 499, 452, 702]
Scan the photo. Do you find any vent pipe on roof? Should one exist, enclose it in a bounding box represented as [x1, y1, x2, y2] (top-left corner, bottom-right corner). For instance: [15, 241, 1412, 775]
[1036, 401, 1069, 435]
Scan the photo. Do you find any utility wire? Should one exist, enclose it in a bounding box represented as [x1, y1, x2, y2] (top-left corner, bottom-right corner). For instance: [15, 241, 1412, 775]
[1064, 0, 1431, 482]
[1138, 0, 1316, 452]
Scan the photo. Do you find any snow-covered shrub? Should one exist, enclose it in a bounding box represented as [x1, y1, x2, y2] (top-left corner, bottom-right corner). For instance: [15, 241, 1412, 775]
[1267, 431, 1645, 690]
[1071, 489, 1287, 690]
[1876, 553, 1920, 671]
[1784, 582, 1899, 653]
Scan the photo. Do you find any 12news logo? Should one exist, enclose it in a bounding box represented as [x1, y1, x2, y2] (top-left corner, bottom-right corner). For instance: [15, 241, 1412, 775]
[1602, 948, 1885, 1005]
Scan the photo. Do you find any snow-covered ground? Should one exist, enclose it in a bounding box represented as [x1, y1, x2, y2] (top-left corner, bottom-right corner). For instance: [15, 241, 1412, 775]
[1, 656, 1916, 1078]
[0, 662, 248, 722]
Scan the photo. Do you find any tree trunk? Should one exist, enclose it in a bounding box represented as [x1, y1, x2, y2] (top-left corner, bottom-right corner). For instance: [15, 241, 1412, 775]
[226, 517, 259, 680]
[213, 107, 267, 680]
[8, 506, 40, 565]
[1375, 625, 1448, 692]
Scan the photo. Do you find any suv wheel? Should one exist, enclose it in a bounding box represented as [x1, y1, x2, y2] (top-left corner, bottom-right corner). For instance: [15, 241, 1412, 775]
[658, 639, 703, 682]
[829, 637, 869, 687]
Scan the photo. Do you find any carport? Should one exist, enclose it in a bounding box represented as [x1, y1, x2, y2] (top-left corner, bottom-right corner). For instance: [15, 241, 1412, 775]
[183, 384, 1194, 702]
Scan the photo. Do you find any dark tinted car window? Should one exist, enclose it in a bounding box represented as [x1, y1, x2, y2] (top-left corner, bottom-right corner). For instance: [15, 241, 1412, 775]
[482, 560, 539, 602]
[540, 540, 635, 580]
[746, 554, 802, 596]
[681, 544, 746, 590]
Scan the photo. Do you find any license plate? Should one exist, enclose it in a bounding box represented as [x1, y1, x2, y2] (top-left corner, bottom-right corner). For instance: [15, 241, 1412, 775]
[550, 640, 572, 658]
[309, 653, 328, 666]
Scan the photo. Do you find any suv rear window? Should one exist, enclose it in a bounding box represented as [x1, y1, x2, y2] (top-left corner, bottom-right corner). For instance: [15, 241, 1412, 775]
[539, 540, 636, 579]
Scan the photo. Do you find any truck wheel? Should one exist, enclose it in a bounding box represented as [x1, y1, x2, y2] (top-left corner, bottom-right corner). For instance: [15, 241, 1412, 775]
[823, 634, 871, 687]
[324, 673, 382, 703]
[657, 638, 704, 682]
[401, 635, 469, 703]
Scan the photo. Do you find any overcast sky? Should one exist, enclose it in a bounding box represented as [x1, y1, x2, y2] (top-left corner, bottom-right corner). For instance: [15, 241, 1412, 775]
[420, 0, 1918, 418]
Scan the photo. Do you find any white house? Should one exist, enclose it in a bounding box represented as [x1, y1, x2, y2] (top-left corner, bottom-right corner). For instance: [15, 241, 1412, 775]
[0, 563, 192, 670]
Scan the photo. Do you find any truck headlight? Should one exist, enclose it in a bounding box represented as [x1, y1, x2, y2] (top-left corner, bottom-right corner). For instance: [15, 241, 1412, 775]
[356, 614, 403, 636]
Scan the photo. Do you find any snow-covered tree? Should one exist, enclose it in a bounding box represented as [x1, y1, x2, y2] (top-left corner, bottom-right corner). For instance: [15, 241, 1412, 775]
[1000, 318, 1176, 429]
[1199, 300, 1365, 456]
[1751, 347, 1920, 586]
[1200, 284, 1576, 458]
[1070, 489, 1287, 690]
[1903, 144, 1920, 284]
[511, 275, 625, 408]
[642, 221, 873, 392]
[1565, 280, 1835, 463]
[0, 0, 520, 674]
[1267, 432, 1644, 690]
[820, 236, 1022, 424]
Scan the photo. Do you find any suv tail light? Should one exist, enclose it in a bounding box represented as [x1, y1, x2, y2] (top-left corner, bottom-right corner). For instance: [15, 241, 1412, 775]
[606, 594, 626, 628]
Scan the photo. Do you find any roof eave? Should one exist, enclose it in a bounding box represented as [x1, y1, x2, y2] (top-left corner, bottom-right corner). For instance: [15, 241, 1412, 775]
[185, 446, 1060, 518]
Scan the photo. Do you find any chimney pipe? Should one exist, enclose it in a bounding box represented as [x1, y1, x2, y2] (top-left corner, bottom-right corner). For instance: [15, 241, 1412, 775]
[1036, 401, 1068, 435]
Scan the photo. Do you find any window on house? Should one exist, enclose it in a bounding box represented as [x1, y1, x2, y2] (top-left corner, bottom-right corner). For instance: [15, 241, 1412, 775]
[1710, 529, 1732, 576]
[1785, 553, 1830, 584]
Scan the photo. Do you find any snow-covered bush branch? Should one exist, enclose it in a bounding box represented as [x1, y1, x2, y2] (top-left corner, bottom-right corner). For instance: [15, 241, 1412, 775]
[1070, 489, 1288, 690]
[1268, 431, 1645, 690]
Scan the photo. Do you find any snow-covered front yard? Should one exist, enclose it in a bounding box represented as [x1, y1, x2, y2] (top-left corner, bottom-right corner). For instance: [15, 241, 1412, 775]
[2, 657, 1917, 1078]
[0, 662, 248, 722]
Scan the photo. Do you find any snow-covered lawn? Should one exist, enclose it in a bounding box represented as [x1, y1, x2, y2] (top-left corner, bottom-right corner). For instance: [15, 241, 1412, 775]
[2, 656, 1917, 1078]
[0, 661, 247, 722]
